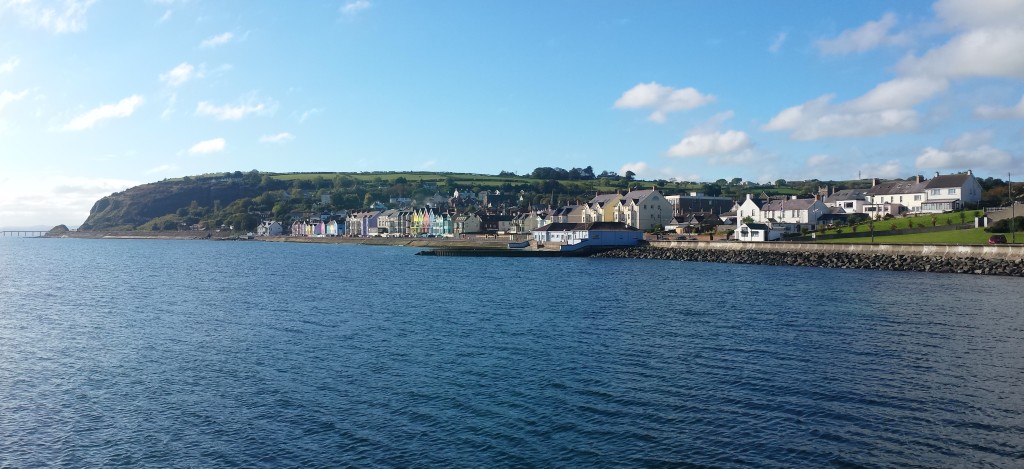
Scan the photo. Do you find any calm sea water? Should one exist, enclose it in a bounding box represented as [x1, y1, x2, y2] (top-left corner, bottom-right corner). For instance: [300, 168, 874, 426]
[1, 237, 1023, 467]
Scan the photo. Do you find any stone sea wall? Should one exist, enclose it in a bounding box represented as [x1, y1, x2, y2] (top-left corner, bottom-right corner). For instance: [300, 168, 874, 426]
[593, 245, 1024, 277]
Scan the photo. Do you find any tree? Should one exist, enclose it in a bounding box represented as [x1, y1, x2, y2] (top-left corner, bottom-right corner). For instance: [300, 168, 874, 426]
[715, 178, 728, 186]
[730, 177, 743, 185]
[775, 179, 787, 187]
[363, 192, 373, 208]
[703, 183, 722, 197]
[624, 170, 636, 182]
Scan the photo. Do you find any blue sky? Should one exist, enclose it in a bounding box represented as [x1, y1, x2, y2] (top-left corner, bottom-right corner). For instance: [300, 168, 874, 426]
[1, 0, 1023, 228]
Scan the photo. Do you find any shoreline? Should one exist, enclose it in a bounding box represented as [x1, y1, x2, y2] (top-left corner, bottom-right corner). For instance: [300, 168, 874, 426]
[48, 230, 512, 249]
[43, 231, 1024, 276]
[595, 245, 1024, 277]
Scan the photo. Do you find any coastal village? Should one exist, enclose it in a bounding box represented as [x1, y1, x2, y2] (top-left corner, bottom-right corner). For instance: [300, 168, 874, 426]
[255, 169, 1011, 250]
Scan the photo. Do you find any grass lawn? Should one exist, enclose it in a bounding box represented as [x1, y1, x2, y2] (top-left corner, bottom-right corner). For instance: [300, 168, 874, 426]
[816, 227, 1023, 245]
[819, 211, 983, 236]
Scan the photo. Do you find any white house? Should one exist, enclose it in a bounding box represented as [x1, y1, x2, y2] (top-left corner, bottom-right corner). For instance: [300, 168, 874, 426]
[737, 223, 781, 242]
[758, 197, 830, 231]
[736, 194, 765, 225]
[531, 222, 643, 247]
[256, 221, 283, 236]
[823, 188, 870, 214]
[864, 177, 928, 216]
[920, 170, 983, 213]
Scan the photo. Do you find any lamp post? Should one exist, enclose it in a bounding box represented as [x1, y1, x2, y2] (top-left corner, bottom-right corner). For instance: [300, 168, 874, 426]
[1011, 173, 1016, 244]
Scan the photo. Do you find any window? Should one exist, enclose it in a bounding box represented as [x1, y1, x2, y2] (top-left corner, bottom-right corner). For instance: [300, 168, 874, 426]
[948, 188, 956, 195]
[914, 195, 922, 201]
[930, 189, 941, 195]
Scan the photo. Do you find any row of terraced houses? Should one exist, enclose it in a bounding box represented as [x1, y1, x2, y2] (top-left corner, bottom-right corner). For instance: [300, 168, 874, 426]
[263, 170, 983, 242]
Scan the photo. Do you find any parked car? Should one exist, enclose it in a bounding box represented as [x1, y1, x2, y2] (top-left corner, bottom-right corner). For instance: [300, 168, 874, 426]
[988, 234, 1007, 244]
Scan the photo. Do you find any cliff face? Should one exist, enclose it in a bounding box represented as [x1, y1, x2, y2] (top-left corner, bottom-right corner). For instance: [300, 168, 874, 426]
[80, 178, 262, 230]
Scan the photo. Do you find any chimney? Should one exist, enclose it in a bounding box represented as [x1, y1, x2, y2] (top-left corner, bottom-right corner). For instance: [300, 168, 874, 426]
[967, 169, 973, 176]
[935, 171, 940, 178]
[915, 175, 923, 183]
[746, 193, 752, 201]
[872, 178, 880, 187]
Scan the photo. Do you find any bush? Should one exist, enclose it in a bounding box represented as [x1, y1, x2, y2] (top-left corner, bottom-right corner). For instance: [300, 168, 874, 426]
[985, 216, 1024, 233]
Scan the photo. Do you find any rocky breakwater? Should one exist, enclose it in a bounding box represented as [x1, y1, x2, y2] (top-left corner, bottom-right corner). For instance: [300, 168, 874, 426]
[593, 246, 1024, 277]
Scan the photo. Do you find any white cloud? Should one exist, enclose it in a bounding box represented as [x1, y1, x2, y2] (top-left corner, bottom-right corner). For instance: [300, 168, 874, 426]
[0, 174, 139, 228]
[421, 159, 436, 169]
[159, 62, 196, 87]
[860, 161, 906, 179]
[846, 76, 949, 112]
[896, 0, 1024, 78]
[259, 132, 294, 144]
[897, 27, 1024, 78]
[769, 0, 1024, 141]
[769, 32, 787, 53]
[816, 12, 910, 55]
[932, 0, 1024, 30]
[0, 57, 19, 74]
[975, 95, 1024, 119]
[1, 0, 96, 34]
[298, 107, 323, 123]
[667, 130, 752, 158]
[340, 0, 371, 16]
[763, 76, 948, 140]
[157, 9, 172, 24]
[195, 101, 266, 120]
[200, 32, 234, 48]
[63, 95, 144, 131]
[618, 161, 648, 178]
[806, 154, 838, 168]
[613, 82, 715, 123]
[915, 130, 1013, 170]
[160, 93, 177, 120]
[188, 137, 226, 155]
[145, 164, 178, 174]
[0, 90, 29, 114]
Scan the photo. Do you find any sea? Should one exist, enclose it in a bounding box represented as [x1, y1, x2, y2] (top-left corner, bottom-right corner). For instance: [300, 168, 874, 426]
[1, 237, 1023, 467]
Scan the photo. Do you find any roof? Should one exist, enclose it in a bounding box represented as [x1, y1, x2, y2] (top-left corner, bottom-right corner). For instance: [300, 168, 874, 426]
[667, 196, 735, 214]
[615, 188, 663, 206]
[588, 193, 621, 204]
[742, 223, 772, 231]
[925, 173, 973, 189]
[739, 195, 766, 208]
[533, 222, 639, 232]
[761, 198, 821, 211]
[866, 180, 927, 196]
[823, 188, 868, 203]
